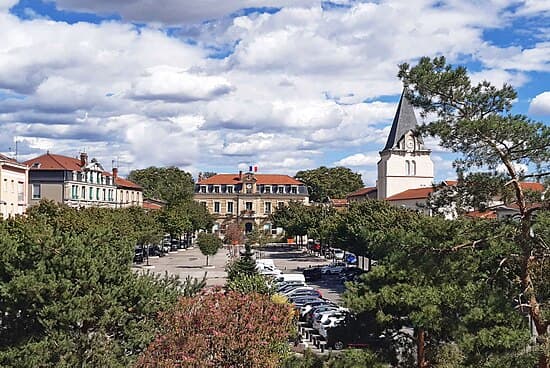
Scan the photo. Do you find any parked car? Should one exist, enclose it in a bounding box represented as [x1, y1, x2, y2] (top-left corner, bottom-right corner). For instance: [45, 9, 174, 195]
[319, 315, 347, 338]
[313, 310, 349, 331]
[147, 244, 162, 257]
[304, 305, 341, 325]
[133, 246, 144, 263]
[277, 282, 306, 293]
[303, 267, 322, 281]
[321, 262, 347, 275]
[287, 289, 322, 300]
[333, 249, 345, 260]
[282, 286, 316, 296]
[299, 300, 334, 319]
[340, 267, 367, 281]
[325, 317, 386, 350]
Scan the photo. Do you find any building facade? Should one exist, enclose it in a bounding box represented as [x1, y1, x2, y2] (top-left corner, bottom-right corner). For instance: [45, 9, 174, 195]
[24, 152, 142, 209]
[377, 92, 434, 199]
[0, 154, 28, 218]
[113, 168, 144, 208]
[194, 171, 309, 235]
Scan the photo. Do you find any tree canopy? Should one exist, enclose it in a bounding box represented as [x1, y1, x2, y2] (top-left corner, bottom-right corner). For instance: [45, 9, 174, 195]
[295, 166, 363, 203]
[398, 55, 549, 368]
[0, 201, 203, 367]
[127, 166, 195, 204]
[197, 233, 222, 266]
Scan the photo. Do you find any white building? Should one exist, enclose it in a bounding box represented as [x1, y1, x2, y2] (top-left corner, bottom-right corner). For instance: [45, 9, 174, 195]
[377, 92, 434, 200]
[0, 154, 28, 218]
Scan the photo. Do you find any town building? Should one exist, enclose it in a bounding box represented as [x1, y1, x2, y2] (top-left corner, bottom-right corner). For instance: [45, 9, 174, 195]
[0, 154, 29, 218]
[194, 171, 309, 235]
[376, 91, 434, 199]
[24, 152, 142, 208]
[113, 168, 144, 208]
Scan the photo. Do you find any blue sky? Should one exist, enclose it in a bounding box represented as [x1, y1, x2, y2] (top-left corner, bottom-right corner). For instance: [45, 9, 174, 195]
[0, 0, 548, 185]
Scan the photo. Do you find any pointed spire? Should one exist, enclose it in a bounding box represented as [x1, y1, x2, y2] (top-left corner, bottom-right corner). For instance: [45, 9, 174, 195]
[382, 90, 423, 151]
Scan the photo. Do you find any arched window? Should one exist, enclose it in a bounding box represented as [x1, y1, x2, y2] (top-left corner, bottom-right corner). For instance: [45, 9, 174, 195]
[406, 160, 410, 176]
[412, 160, 416, 176]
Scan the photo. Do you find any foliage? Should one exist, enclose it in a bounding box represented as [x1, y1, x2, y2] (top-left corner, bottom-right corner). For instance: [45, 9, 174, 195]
[271, 201, 338, 242]
[226, 243, 258, 280]
[226, 273, 272, 295]
[159, 200, 213, 237]
[399, 55, 550, 367]
[197, 233, 222, 266]
[224, 221, 244, 245]
[136, 289, 296, 368]
[340, 200, 534, 367]
[127, 166, 195, 205]
[0, 201, 204, 367]
[199, 171, 217, 179]
[325, 349, 388, 368]
[295, 166, 364, 203]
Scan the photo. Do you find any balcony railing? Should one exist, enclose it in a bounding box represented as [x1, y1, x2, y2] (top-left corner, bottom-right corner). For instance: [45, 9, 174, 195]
[240, 209, 255, 217]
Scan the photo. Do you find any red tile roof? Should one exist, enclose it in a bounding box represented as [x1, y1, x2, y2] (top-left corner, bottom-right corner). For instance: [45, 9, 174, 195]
[143, 201, 163, 210]
[115, 177, 142, 190]
[330, 198, 348, 207]
[519, 182, 545, 191]
[198, 173, 303, 185]
[24, 153, 83, 171]
[465, 210, 497, 219]
[386, 187, 434, 201]
[347, 186, 377, 198]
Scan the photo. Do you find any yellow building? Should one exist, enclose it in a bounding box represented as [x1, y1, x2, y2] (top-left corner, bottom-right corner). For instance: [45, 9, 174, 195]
[194, 171, 309, 235]
[0, 154, 28, 218]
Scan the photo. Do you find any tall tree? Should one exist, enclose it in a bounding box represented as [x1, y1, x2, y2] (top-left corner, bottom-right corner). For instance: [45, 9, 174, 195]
[127, 166, 194, 204]
[295, 166, 363, 203]
[0, 201, 203, 367]
[398, 56, 550, 368]
[136, 289, 296, 368]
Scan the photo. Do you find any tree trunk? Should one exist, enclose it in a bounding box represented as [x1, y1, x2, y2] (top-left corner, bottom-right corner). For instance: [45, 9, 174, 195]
[206, 255, 209, 266]
[417, 328, 427, 368]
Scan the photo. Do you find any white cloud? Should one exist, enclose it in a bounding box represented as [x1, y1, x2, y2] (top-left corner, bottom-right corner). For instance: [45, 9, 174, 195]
[477, 42, 550, 72]
[333, 152, 379, 167]
[528, 91, 550, 115]
[129, 66, 233, 102]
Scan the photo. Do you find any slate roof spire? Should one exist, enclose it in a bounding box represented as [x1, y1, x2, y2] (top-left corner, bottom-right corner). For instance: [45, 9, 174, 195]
[383, 90, 423, 151]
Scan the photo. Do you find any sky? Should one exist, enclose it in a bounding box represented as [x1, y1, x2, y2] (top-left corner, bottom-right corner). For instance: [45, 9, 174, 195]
[0, 0, 548, 185]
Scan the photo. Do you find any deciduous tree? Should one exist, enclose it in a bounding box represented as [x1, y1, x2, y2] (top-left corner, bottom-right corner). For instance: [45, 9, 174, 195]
[136, 289, 296, 368]
[295, 166, 363, 203]
[197, 232, 222, 266]
[127, 166, 194, 205]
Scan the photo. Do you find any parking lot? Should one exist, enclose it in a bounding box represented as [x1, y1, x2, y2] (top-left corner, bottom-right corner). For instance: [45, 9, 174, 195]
[132, 244, 345, 302]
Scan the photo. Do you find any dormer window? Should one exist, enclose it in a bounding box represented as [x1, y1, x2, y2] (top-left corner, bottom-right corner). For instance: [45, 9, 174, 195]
[291, 186, 297, 194]
[227, 185, 233, 193]
[31, 162, 41, 169]
[264, 186, 271, 194]
[200, 186, 206, 193]
[214, 186, 220, 193]
[278, 186, 284, 194]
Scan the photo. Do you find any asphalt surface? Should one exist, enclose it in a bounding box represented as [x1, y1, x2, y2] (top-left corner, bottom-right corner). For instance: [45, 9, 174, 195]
[132, 244, 346, 302]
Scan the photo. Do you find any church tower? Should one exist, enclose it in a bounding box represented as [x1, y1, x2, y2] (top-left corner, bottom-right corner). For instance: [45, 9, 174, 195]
[377, 91, 434, 199]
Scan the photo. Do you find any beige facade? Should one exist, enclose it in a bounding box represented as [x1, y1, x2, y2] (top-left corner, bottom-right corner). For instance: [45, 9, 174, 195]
[194, 172, 309, 236]
[0, 155, 28, 218]
[116, 187, 143, 207]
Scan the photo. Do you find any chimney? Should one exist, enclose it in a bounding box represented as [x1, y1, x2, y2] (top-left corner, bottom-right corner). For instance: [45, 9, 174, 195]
[239, 170, 242, 180]
[80, 152, 88, 167]
[113, 167, 118, 178]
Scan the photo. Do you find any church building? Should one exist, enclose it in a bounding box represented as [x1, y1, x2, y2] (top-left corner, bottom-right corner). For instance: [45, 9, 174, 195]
[376, 91, 434, 200]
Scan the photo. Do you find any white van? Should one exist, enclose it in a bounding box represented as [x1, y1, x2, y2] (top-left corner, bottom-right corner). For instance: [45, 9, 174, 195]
[256, 259, 275, 268]
[274, 274, 306, 284]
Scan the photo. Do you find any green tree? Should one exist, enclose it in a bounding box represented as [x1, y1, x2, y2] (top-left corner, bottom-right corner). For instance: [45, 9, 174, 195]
[197, 232, 222, 266]
[127, 166, 194, 205]
[342, 200, 534, 367]
[398, 56, 550, 368]
[0, 202, 204, 367]
[295, 166, 364, 203]
[226, 242, 258, 280]
[227, 274, 272, 295]
[325, 349, 388, 368]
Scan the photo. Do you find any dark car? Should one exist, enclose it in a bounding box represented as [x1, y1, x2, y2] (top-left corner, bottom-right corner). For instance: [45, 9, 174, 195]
[133, 246, 144, 263]
[147, 244, 162, 257]
[340, 267, 367, 282]
[303, 267, 322, 281]
[325, 316, 386, 350]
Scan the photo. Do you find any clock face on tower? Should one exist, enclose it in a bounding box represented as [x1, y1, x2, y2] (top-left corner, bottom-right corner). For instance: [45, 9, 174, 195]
[246, 183, 252, 189]
[406, 139, 414, 149]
